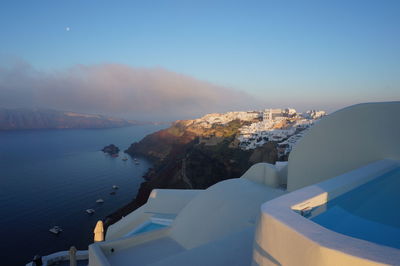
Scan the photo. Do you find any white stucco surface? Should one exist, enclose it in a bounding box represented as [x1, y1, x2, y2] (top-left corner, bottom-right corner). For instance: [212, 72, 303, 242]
[106, 237, 184, 266]
[90, 171, 286, 265]
[287, 102, 400, 191]
[169, 178, 286, 249]
[150, 226, 255, 266]
[241, 163, 287, 188]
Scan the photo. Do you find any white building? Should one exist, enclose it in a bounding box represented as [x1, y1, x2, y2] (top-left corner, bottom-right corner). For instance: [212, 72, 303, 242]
[197, 111, 260, 125]
[262, 108, 297, 121]
[238, 109, 321, 153]
[302, 109, 327, 119]
[262, 108, 284, 121]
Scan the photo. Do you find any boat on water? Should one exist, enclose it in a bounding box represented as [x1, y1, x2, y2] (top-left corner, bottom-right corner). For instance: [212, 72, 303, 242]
[112, 185, 119, 189]
[86, 209, 95, 215]
[122, 157, 128, 161]
[49, 226, 63, 234]
[96, 199, 104, 204]
[110, 191, 116, 195]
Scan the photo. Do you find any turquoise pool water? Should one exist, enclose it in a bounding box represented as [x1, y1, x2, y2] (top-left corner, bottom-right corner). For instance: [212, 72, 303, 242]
[133, 222, 168, 235]
[125, 222, 169, 237]
[311, 167, 400, 249]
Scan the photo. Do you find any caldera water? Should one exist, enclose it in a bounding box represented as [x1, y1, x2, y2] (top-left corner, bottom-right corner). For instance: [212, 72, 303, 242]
[0, 125, 166, 265]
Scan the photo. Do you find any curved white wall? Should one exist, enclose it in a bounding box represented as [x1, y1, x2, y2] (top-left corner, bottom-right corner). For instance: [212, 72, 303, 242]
[241, 163, 286, 188]
[169, 178, 286, 249]
[287, 102, 400, 191]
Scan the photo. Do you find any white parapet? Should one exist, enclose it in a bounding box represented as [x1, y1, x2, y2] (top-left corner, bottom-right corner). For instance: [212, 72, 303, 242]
[26, 250, 88, 266]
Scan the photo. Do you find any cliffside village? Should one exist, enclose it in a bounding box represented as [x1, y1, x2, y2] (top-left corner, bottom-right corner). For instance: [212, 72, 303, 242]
[194, 108, 326, 157]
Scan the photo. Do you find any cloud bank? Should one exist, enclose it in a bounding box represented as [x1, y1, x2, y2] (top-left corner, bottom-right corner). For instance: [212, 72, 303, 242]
[0, 61, 257, 120]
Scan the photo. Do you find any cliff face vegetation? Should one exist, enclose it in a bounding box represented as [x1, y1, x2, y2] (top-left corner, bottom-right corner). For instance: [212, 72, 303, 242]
[105, 118, 279, 227]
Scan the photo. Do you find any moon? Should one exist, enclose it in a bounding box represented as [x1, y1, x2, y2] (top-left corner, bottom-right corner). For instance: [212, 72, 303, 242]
[66, 27, 70, 31]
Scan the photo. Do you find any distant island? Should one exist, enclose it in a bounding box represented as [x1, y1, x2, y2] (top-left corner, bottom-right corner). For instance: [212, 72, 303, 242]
[102, 144, 120, 155]
[0, 108, 149, 130]
[104, 108, 326, 227]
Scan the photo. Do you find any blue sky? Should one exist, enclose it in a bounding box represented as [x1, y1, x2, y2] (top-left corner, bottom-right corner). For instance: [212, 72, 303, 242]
[0, 0, 399, 117]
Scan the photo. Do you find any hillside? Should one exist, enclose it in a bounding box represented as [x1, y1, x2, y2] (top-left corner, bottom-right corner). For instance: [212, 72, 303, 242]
[0, 108, 145, 130]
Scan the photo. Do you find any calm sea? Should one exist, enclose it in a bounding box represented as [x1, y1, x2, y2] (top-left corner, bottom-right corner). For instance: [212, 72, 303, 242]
[0, 125, 166, 265]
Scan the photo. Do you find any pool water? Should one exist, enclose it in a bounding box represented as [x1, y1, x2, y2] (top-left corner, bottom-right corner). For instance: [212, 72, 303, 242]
[125, 222, 168, 237]
[311, 167, 400, 249]
[134, 223, 168, 234]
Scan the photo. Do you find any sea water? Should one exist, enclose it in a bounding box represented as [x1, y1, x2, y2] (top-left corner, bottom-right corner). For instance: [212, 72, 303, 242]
[0, 125, 166, 265]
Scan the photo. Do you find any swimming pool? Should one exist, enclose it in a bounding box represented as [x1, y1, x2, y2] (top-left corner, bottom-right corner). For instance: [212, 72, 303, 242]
[124, 217, 173, 238]
[130, 222, 168, 235]
[311, 167, 400, 249]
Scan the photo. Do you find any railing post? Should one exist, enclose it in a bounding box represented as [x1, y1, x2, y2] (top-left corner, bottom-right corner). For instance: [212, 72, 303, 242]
[69, 246, 77, 266]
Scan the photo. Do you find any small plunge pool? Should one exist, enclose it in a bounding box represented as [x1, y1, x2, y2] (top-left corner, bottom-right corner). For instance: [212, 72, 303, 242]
[124, 217, 173, 238]
[131, 222, 167, 235]
[310, 167, 400, 249]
